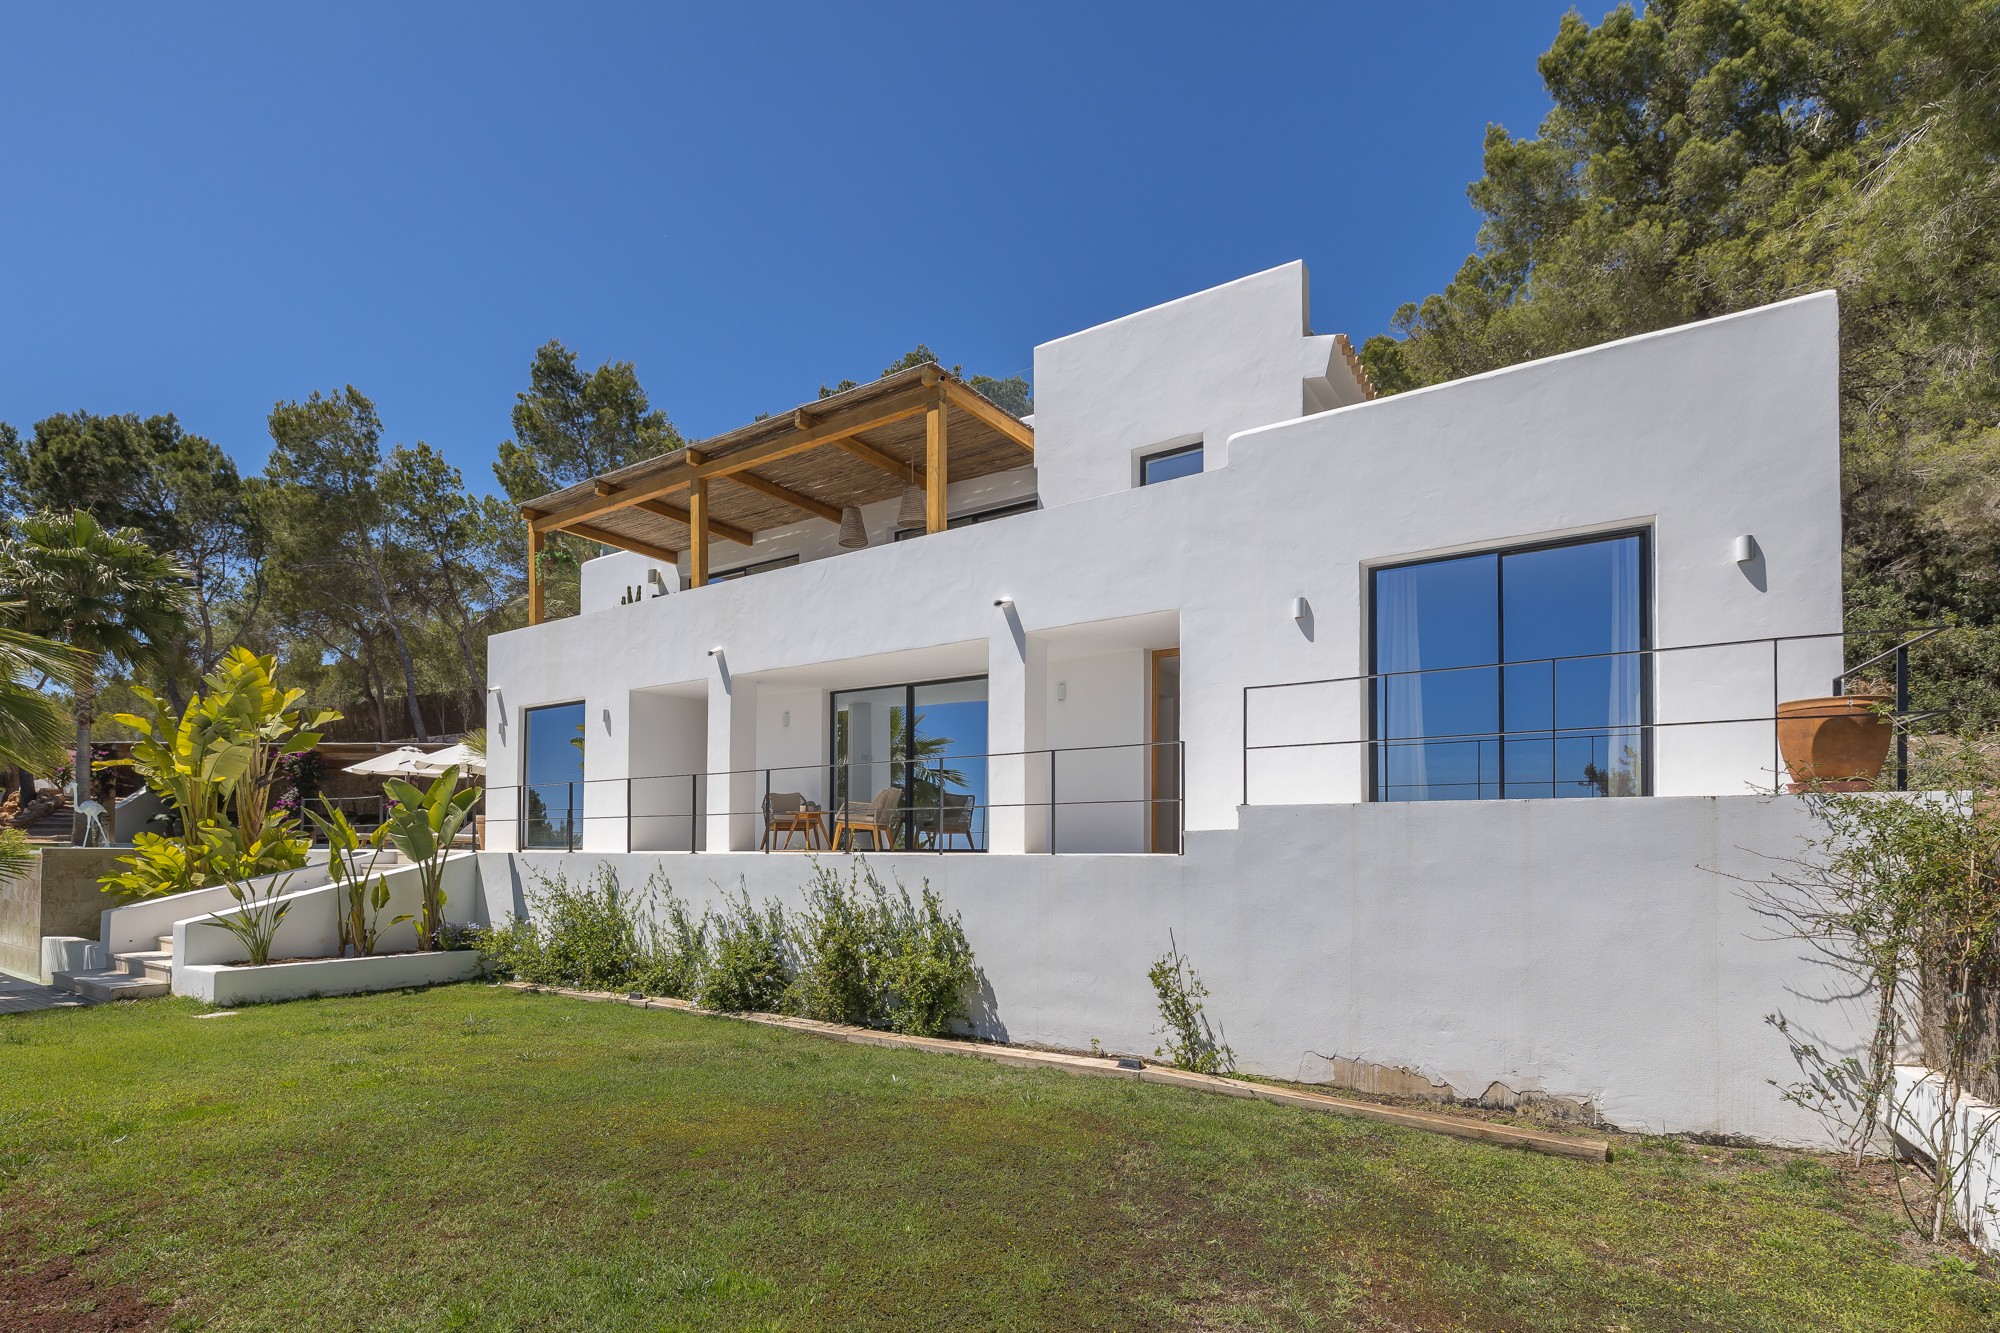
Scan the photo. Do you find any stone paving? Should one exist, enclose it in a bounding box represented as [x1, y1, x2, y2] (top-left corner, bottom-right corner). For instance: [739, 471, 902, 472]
[0, 975, 94, 1015]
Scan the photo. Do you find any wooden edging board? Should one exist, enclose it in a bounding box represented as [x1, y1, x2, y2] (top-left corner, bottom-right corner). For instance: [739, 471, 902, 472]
[498, 982, 1611, 1163]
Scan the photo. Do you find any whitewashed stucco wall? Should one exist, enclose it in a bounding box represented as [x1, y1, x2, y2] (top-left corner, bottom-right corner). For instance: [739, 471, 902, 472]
[472, 794, 1863, 1145]
[487, 281, 1843, 848]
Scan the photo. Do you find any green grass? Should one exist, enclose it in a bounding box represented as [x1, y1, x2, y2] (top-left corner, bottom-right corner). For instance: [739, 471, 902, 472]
[2, 985, 1994, 1331]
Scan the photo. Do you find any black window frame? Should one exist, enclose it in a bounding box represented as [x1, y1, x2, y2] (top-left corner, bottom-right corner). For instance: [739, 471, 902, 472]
[520, 698, 588, 850]
[828, 672, 989, 851]
[1139, 441, 1204, 486]
[710, 553, 801, 583]
[1365, 527, 1654, 802]
[893, 497, 1040, 541]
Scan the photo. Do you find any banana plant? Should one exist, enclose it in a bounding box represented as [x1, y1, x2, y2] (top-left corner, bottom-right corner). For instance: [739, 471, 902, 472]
[379, 765, 478, 951]
[198, 828, 301, 967]
[307, 800, 394, 956]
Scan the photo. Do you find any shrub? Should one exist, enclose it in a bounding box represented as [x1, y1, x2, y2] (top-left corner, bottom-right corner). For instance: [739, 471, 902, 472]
[632, 889, 709, 1000]
[1149, 934, 1233, 1074]
[788, 861, 889, 1027]
[701, 887, 789, 1013]
[480, 865, 710, 999]
[878, 879, 976, 1037]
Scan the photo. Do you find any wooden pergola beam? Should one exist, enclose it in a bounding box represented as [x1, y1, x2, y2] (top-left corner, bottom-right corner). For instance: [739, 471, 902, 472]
[688, 477, 710, 588]
[942, 379, 1034, 450]
[724, 471, 843, 525]
[635, 497, 753, 546]
[526, 521, 545, 626]
[531, 388, 935, 534]
[925, 389, 948, 533]
[836, 436, 920, 483]
[564, 521, 683, 564]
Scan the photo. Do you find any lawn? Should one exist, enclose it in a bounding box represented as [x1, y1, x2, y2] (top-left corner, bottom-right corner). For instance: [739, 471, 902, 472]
[1, 984, 1994, 1331]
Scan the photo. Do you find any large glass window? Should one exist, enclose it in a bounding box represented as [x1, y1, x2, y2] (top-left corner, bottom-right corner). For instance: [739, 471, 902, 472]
[830, 676, 988, 850]
[522, 701, 586, 848]
[1372, 532, 1647, 801]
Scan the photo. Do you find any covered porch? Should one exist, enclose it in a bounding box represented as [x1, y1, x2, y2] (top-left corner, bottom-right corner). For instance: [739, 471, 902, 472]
[497, 615, 1184, 856]
[519, 364, 1036, 618]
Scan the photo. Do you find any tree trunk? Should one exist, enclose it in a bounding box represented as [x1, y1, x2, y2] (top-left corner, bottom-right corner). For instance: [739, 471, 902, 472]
[71, 672, 96, 846]
[361, 640, 387, 743]
[366, 558, 429, 742]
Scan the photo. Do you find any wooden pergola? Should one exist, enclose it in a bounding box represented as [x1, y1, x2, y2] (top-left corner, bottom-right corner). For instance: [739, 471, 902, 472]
[519, 364, 1034, 623]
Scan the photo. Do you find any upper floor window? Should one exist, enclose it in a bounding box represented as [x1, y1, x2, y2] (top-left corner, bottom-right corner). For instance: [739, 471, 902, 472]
[893, 498, 1039, 541]
[1371, 531, 1649, 802]
[711, 553, 801, 583]
[1140, 442, 1203, 486]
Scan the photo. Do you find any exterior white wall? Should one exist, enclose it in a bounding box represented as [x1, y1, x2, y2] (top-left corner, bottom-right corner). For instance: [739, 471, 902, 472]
[488, 284, 1844, 851]
[472, 794, 1867, 1145]
[1032, 261, 1366, 504]
[579, 470, 1039, 618]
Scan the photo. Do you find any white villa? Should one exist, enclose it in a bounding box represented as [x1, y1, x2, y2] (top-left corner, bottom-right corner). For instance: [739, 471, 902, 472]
[476, 263, 1858, 1141]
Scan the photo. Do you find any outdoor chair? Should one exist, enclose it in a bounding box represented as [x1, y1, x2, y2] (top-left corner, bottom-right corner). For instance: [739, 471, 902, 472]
[760, 790, 814, 851]
[912, 791, 977, 850]
[832, 786, 901, 851]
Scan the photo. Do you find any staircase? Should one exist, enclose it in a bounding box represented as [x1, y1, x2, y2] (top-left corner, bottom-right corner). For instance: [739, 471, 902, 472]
[20, 803, 73, 842]
[51, 847, 419, 1003]
[55, 935, 174, 1002]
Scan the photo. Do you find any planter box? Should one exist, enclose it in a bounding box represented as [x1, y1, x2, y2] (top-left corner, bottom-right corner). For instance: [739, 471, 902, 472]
[176, 950, 483, 1006]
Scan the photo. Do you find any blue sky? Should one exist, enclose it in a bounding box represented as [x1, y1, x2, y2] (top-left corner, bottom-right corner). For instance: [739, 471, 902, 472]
[0, 2, 1584, 495]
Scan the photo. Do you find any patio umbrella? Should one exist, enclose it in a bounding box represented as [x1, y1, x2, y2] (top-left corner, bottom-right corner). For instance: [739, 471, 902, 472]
[413, 742, 484, 777]
[342, 746, 437, 776]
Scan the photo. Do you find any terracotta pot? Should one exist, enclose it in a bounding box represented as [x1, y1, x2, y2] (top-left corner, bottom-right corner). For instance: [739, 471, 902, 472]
[1776, 694, 1893, 792]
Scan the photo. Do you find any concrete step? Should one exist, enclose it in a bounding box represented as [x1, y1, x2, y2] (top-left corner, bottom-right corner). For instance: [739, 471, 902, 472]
[57, 969, 170, 1002]
[158, 935, 173, 953]
[115, 950, 170, 980]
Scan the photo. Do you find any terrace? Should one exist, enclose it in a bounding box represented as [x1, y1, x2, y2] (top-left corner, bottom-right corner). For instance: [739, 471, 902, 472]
[519, 364, 1036, 617]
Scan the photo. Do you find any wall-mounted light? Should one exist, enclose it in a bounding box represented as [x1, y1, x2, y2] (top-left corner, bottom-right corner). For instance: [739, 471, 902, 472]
[993, 597, 1012, 608]
[1056, 681, 1067, 702]
[708, 647, 723, 657]
[1733, 534, 1758, 564]
[782, 709, 791, 729]
[1291, 596, 1308, 620]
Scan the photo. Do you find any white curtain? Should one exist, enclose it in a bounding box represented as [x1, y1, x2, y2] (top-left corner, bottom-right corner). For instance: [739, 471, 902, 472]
[1603, 537, 1643, 790]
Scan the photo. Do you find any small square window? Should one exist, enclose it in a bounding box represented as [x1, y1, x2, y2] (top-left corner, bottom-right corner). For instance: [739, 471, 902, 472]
[1140, 442, 1204, 486]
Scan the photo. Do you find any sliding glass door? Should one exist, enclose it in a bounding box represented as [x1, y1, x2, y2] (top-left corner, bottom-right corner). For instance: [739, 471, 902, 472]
[1372, 532, 1648, 801]
[830, 676, 988, 850]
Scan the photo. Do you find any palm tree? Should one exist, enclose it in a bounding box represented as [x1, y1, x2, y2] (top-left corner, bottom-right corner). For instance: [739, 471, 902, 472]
[0, 611, 84, 772]
[0, 512, 189, 843]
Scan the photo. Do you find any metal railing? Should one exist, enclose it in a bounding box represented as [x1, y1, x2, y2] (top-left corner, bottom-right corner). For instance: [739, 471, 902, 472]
[488, 739, 1185, 855]
[1242, 627, 1953, 805]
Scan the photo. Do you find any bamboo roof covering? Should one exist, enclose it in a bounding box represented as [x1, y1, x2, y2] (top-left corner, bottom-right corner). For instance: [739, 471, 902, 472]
[522, 364, 1034, 559]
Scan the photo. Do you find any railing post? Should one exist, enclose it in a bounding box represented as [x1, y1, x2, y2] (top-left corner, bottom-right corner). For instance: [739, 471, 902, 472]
[936, 759, 945, 855]
[625, 777, 632, 854]
[691, 772, 700, 853]
[1048, 748, 1057, 856]
[762, 768, 771, 853]
[1895, 644, 1910, 791]
[567, 783, 576, 853]
[1178, 738, 1186, 856]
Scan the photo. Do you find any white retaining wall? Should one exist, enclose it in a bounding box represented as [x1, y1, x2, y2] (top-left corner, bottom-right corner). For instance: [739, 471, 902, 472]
[1893, 1065, 2000, 1254]
[472, 793, 1865, 1146]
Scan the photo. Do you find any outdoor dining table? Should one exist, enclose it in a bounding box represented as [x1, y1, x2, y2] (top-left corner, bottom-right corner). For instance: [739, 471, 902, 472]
[769, 805, 829, 851]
